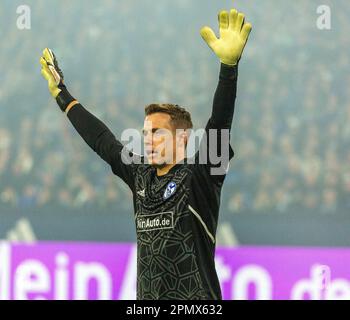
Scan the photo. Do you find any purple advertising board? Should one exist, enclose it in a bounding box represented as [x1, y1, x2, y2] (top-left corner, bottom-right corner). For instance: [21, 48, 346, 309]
[0, 242, 349, 300]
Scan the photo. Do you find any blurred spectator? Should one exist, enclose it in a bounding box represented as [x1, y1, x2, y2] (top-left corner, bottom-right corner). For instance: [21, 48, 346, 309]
[0, 0, 349, 216]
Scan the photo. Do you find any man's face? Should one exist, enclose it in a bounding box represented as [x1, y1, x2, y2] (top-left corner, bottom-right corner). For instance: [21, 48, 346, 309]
[143, 113, 185, 168]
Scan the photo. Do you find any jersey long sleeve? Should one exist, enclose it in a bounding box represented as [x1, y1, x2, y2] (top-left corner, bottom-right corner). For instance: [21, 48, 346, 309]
[65, 103, 138, 190]
[209, 63, 238, 130]
[196, 63, 237, 180]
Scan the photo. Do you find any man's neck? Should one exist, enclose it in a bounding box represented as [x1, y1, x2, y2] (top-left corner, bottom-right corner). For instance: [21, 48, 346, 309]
[156, 157, 185, 176]
[156, 164, 175, 177]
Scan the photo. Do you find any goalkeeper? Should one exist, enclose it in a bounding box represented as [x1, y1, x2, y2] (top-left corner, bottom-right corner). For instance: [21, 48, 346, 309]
[40, 8, 252, 300]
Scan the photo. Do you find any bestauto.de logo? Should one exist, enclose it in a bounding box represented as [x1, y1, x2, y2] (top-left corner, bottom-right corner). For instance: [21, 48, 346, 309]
[136, 212, 174, 232]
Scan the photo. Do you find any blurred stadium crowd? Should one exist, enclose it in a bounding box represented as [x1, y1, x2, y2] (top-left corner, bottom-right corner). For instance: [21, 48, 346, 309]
[0, 0, 349, 215]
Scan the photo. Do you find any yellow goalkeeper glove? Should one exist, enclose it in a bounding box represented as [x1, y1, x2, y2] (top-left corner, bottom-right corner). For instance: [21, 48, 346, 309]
[200, 9, 252, 66]
[40, 48, 78, 113]
[40, 48, 64, 98]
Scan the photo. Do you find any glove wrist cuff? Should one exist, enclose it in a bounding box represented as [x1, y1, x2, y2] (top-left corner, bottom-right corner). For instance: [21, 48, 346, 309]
[220, 63, 238, 80]
[56, 85, 76, 112]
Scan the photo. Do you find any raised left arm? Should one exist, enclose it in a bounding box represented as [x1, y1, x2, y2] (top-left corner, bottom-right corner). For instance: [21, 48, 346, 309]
[196, 9, 252, 176]
[201, 7, 252, 129]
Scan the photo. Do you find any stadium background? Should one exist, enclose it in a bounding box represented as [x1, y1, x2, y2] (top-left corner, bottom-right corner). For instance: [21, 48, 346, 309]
[0, 0, 349, 300]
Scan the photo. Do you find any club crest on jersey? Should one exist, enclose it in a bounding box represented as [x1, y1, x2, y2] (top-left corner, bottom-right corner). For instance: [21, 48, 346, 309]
[163, 182, 177, 200]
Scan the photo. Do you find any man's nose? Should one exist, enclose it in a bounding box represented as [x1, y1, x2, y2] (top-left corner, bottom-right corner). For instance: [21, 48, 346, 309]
[144, 134, 152, 144]
[143, 136, 153, 148]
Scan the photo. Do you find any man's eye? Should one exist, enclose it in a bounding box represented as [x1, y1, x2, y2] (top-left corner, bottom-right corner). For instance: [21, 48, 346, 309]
[153, 130, 167, 137]
[153, 130, 162, 136]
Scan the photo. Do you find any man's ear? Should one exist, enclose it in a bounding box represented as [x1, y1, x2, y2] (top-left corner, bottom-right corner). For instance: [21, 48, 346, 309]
[184, 128, 193, 147]
[175, 129, 188, 147]
[182, 129, 192, 148]
[183, 134, 188, 148]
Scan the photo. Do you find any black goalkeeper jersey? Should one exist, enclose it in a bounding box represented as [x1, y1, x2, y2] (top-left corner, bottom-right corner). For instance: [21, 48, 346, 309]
[63, 63, 238, 300]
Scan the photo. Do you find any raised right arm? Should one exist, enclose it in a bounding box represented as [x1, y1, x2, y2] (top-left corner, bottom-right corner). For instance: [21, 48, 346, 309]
[40, 48, 138, 190]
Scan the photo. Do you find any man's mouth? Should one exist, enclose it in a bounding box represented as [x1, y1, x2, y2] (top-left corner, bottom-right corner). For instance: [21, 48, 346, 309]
[146, 150, 158, 157]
